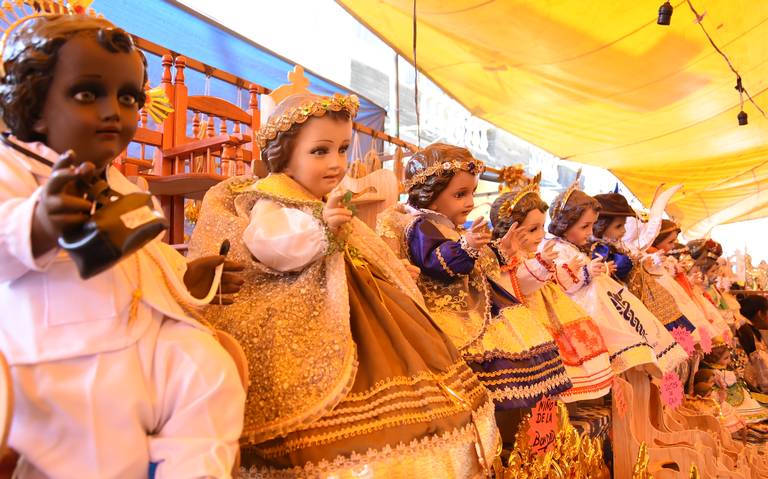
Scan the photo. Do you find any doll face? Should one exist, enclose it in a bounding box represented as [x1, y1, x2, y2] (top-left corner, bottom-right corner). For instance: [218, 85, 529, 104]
[602, 217, 627, 241]
[283, 115, 352, 199]
[564, 208, 598, 246]
[428, 171, 478, 227]
[655, 231, 678, 252]
[33, 34, 144, 173]
[518, 208, 546, 254]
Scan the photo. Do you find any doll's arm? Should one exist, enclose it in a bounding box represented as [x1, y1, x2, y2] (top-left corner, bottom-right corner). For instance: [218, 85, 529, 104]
[148, 321, 245, 478]
[406, 218, 475, 280]
[0, 172, 60, 283]
[544, 239, 589, 294]
[517, 256, 555, 295]
[242, 199, 328, 272]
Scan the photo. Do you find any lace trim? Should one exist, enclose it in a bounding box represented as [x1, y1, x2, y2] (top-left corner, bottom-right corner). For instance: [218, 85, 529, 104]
[479, 364, 568, 387]
[486, 372, 573, 400]
[343, 360, 471, 403]
[259, 402, 477, 458]
[459, 235, 482, 259]
[473, 355, 565, 379]
[435, 246, 458, 277]
[241, 399, 499, 479]
[326, 371, 478, 419]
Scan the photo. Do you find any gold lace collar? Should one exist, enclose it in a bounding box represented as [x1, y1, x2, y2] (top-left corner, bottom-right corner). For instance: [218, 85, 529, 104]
[235, 173, 323, 207]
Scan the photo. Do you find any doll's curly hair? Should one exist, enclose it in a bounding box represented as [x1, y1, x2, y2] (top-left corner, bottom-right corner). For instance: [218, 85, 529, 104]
[548, 190, 600, 237]
[490, 191, 548, 240]
[260, 93, 352, 173]
[652, 219, 681, 248]
[0, 15, 148, 142]
[405, 143, 475, 209]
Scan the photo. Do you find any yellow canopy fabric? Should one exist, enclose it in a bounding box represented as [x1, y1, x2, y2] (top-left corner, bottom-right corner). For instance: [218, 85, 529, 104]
[337, 0, 768, 237]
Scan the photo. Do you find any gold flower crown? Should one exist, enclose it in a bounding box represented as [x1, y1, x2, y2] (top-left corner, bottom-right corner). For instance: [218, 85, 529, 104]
[256, 93, 360, 149]
[0, 0, 97, 76]
[498, 172, 542, 220]
[404, 157, 485, 192]
[550, 169, 582, 220]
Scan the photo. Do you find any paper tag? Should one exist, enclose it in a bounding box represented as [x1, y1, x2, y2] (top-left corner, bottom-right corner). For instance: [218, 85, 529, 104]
[527, 396, 559, 455]
[120, 206, 157, 230]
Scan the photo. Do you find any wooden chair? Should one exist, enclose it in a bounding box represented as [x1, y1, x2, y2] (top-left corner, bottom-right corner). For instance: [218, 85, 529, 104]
[136, 53, 267, 244]
[612, 372, 744, 478]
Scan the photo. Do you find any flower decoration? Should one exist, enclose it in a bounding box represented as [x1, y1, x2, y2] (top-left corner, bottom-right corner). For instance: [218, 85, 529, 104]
[670, 326, 695, 357]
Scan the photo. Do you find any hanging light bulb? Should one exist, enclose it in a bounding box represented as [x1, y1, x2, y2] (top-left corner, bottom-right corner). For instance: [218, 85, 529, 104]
[738, 110, 748, 126]
[657, 1, 673, 25]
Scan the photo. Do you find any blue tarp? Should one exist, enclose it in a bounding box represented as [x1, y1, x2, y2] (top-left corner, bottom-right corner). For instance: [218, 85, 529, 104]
[92, 0, 386, 132]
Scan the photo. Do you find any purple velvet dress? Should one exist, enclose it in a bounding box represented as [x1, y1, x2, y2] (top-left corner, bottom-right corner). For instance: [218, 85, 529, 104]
[379, 205, 572, 409]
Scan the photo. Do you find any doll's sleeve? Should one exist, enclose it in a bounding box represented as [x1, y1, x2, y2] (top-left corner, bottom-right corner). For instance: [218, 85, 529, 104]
[546, 240, 588, 294]
[406, 218, 475, 280]
[517, 256, 554, 296]
[242, 199, 328, 272]
[0, 167, 58, 283]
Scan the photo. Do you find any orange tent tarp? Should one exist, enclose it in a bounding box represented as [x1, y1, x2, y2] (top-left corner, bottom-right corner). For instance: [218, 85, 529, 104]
[337, 0, 768, 236]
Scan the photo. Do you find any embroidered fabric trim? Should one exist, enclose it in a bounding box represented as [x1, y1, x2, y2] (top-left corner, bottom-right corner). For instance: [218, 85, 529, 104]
[343, 360, 470, 402]
[562, 263, 580, 285]
[435, 247, 458, 277]
[459, 235, 481, 259]
[240, 399, 499, 479]
[258, 402, 475, 458]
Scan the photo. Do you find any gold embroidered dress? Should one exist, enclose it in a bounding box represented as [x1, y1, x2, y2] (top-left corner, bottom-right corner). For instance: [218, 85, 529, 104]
[378, 205, 573, 410]
[188, 174, 500, 478]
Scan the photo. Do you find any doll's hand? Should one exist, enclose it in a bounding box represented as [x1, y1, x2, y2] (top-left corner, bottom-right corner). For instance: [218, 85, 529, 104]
[587, 257, 607, 276]
[184, 255, 245, 303]
[31, 151, 96, 257]
[606, 260, 617, 275]
[323, 191, 353, 235]
[463, 217, 491, 251]
[401, 258, 421, 280]
[216, 260, 246, 304]
[539, 240, 558, 264]
[498, 221, 524, 257]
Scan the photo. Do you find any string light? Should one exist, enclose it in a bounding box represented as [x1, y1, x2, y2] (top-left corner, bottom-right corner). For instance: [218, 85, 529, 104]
[657, 1, 673, 25]
[661, 0, 767, 126]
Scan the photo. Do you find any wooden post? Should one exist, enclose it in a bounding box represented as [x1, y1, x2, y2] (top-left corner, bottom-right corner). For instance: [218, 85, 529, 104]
[157, 54, 176, 243]
[247, 83, 266, 177]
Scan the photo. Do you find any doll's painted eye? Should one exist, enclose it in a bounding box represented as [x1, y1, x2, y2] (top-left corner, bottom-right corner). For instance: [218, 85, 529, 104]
[73, 90, 97, 103]
[118, 93, 138, 107]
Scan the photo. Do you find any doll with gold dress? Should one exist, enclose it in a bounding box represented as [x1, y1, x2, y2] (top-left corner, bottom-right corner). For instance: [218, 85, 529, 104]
[377, 143, 573, 413]
[189, 93, 500, 478]
[489, 174, 614, 402]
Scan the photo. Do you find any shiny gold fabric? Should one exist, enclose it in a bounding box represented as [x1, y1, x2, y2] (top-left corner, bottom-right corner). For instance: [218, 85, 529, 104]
[241, 257, 498, 477]
[188, 176, 357, 445]
[627, 264, 686, 329]
[190, 174, 500, 477]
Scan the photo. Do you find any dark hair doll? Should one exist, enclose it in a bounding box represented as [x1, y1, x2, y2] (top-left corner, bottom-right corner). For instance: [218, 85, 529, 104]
[591, 193, 634, 240]
[688, 239, 723, 273]
[260, 93, 352, 173]
[490, 190, 548, 241]
[548, 189, 601, 238]
[405, 143, 476, 209]
[653, 219, 682, 249]
[0, 14, 148, 142]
